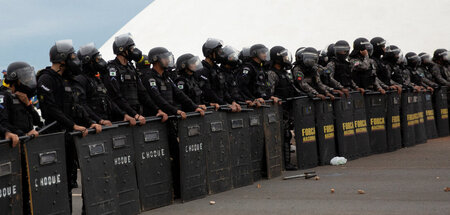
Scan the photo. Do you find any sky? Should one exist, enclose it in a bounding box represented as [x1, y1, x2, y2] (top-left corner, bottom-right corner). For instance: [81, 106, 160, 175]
[0, 0, 154, 75]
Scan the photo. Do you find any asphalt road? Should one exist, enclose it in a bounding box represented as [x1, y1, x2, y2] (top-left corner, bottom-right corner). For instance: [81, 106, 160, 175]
[73, 136, 450, 215]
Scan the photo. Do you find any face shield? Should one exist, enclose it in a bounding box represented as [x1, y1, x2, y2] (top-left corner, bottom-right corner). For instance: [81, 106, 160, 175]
[302, 52, 319, 67]
[55, 39, 75, 61]
[158, 52, 175, 69]
[15, 66, 37, 90]
[255, 47, 270, 62]
[407, 54, 421, 67]
[359, 41, 371, 51]
[114, 33, 133, 49]
[186, 56, 203, 72]
[440, 51, 450, 63]
[279, 49, 293, 65]
[420, 54, 432, 64]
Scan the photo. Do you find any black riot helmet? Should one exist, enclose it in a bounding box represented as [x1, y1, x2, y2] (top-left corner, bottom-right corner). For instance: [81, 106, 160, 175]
[49, 39, 82, 76]
[77, 43, 107, 73]
[383, 45, 402, 63]
[405, 52, 421, 68]
[219, 45, 240, 67]
[326, 43, 335, 59]
[370, 37, 387, 58]
[300, 47, 319, 67]
[238, 47, 251, 64]
[202, 38, 224, 61]
[334, 40, 350, 61]
[350, 37, 371, 57]
[135, 55, 151, 70]
[433, 49, 449, 64]
[294, 47, 306, 64]
[176, 53, 203, 74]
[148, 47, 175, 69]
[112, 33, 143, 62]
[5, 61, 37, 98]
[270, 46, 292, 69]
[419, 52, 433, 65]
[367, 43, 374, 57]
[250, 44, 270, 62]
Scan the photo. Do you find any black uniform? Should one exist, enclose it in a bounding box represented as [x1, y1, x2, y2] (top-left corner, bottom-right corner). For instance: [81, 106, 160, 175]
[430, 63, 450, 87]
[199, 60, 233, 104]
[174, 72, 207, 105]
[221, 65, 250, 102]
[104, 58, 160, 117]
[319, 64, 344, 91]
[74, 71, 127, 122]
[391, 66, 417, 90]
[239, 60, 272, 100]
[0, 86, 41, 136]
[140, 68, 198, 114]
[417, 63, 439, 88]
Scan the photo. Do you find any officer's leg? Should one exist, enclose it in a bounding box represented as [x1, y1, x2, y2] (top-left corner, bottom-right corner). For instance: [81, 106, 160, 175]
[64, 134, 79, 213]
[283, 109, 297, 171]
[167, 119, 181, 198]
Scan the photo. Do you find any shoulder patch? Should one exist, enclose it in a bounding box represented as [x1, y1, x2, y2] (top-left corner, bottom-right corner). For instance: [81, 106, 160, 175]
[296, 72, 304, 81]
[109, 67, 117, 77]
[177, 84, 184, 90]
[40, 84, 50, 92]
[149, 78, 157, 87]
[242, 67, 250, 75]
[200, 75, 208, 80]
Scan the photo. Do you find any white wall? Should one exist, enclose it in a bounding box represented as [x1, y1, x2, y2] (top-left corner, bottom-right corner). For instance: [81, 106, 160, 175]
[100, 0, 450, 61]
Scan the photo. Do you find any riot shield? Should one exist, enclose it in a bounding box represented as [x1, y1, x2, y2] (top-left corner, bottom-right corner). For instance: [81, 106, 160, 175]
[433, 86, 449, 137]
[248, 107, 265, 182]
[334, 92, 357, 160]
[352, 92, 371, 157]
[262, 104, 282, 178]
[204, 111, 232, 195]
[133, 117, 172, 211]
[314, 98, 336, 165]
[423, 91, 438, 139]
[364, 92, 387, 154]
[227, 111, 253, 188]
[24, 132, 70, 215]
[414, 92, 427, 144]
[401, 91, 416, 147]
[110, 126, 140, 215]
[178, 113, 207, 202]
[385, 91, 402, 152]
[293, 97, 318, 169]
[0, 142, 22, 214]
[74, 127, 119, 215]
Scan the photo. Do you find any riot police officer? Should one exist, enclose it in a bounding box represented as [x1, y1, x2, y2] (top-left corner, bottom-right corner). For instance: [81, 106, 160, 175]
[369, 37, 401, 94]
[103, 33, 168, 124]
[431, 49, 450, 87]
[174, 53, 211, 108]
[239, 44, 281, 104]
[292, 47, 335, 100]
[199, 38, 240, 111]
[219, 45, 251, 106]
[405, 52, 433, 91]
[141, 47, 205, 117]
[37, 39, 102, 212]
[349, 38, 385, 93]
[326, 40, 365, 95]
[267, 46, 304, 170]
[75, 43, 137, 125]
[383, 45, 421, 92]
[417, 53, 439, 88]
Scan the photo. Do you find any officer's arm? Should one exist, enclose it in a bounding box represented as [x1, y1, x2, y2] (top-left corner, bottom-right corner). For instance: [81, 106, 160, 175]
[293, 70, 319, 96]
[431, 66, 450, 87]
[238, 68, 256, 100]
[376, 77, 390, 90]
[141, 77, 178, 115]
[73, 77, 102, 123]
[171, 79, 198, 112]
[314, 70, 332, 94]
[137, 77, 162, 115]
[102, 70, 138, 116]
[198, 71, 227, 105]
[28, 105, 43, 127]
[37, 75, 75, 130]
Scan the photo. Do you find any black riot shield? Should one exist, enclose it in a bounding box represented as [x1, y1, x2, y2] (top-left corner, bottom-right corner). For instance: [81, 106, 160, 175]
[248, 107, 265, 182]
[385, 91, 402, 152]
[204, 111, 232, 195]
[0, 142, 22, 214]
[110, 126, 140, 215]
[424, 91, 438, 139]
[433, 86, 449, 137]
[414, 92, 427, 144]
[74, 127, 119, 215]
[133, 118, 172, 211]
[401, 91, 416, 147]
[352, 92, 371, 157]
[24, 132, 70, 215]
[178, 114, 207, 202]
[314, 98, 336, 165]
[227, 111, 253, 188]
[364, 92, 387, 154]
[293, 97, 318, 169]
[262, 104, 282, 178]
[334, 93, 357, 160]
